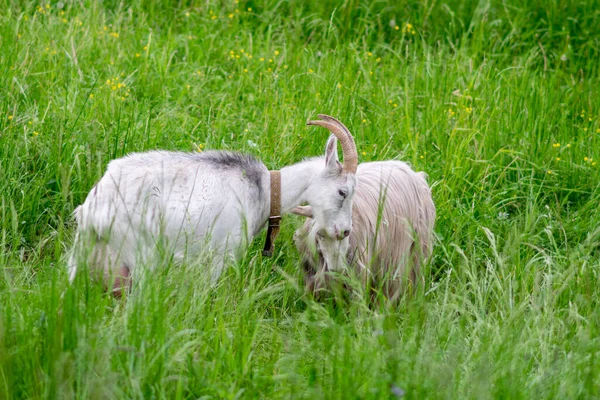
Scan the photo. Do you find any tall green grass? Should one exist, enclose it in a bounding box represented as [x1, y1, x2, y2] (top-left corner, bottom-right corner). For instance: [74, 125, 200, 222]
[1, 0, 600, 398]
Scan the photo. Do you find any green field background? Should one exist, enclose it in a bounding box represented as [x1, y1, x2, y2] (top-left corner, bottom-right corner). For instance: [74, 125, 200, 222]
[1, 0, 600, 398]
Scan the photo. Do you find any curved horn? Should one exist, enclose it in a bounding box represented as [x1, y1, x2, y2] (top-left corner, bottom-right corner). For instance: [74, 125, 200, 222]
[307, 114, 358, 174]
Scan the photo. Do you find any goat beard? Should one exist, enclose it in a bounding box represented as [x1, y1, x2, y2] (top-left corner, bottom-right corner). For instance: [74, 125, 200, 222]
[316, 236, 349, 272]
[303, 237, 351, 298]
[295, 219, 350, 297]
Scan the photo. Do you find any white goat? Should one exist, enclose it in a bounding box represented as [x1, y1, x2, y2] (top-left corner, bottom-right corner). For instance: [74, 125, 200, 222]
[292, 161, 435, 303]
[68, 115, 358, 296]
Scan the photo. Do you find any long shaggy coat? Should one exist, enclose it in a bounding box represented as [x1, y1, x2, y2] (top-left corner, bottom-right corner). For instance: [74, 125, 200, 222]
[294, 160, 435, 302]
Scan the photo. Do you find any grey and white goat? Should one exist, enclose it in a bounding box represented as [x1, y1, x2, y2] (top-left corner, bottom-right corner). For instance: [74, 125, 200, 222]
[68, 115, 358, 296]
[292, 161, 435, 303]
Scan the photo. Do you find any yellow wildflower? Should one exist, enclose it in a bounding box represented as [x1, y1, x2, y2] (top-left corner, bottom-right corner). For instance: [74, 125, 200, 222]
[247, 7, 252, 11]
[556, 157, 560, 161]
[228, 13, 234, 18]
[110, 32, 119, 38]
[259, 57, 265, 62]
[362, 151, 366, 156]
[8, 115, 13, 120]
[337, 83, 342, 89]
[274, 50, 280, 55]
[135, 53, 141, 57]
[33, 131, 39, 136]
[403, 22, 416, 35]
[185, 12, 190, 17]
[308, 69, 314, 73]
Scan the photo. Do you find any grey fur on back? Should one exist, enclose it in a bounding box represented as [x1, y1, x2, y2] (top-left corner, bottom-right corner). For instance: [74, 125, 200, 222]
[139, 150, 266, 199]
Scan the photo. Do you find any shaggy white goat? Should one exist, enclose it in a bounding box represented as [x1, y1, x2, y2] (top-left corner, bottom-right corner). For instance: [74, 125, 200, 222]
[292, 160, 435, 302]
[68, 115, 358, 296]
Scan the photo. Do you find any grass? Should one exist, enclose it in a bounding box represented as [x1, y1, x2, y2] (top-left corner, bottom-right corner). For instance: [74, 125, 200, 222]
[1, 0, 600, 398]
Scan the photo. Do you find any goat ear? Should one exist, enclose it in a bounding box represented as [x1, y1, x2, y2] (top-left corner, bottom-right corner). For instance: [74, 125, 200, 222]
[324, 135, 341, 172]
[290, 205, 313, 218]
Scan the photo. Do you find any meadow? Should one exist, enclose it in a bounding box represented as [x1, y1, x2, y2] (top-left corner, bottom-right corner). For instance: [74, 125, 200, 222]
[1, 0, 600, 398]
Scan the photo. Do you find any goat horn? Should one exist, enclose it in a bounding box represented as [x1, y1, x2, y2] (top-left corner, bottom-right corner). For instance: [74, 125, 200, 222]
[290, 205, 313, 218]
[307, 114, 358, 174]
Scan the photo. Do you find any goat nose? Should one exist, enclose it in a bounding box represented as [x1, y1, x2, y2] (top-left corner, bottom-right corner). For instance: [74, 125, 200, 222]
[343, 229, 350, 238]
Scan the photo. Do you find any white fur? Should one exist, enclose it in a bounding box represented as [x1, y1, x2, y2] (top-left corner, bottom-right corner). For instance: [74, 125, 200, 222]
[69, 140, 357, 287]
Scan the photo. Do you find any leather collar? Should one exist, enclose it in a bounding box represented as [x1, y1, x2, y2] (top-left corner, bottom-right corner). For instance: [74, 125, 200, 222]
[262, 170, 281, 257]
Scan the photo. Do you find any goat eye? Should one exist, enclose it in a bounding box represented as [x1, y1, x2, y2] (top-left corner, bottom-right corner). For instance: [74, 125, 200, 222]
[338, 189, 347, 198]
